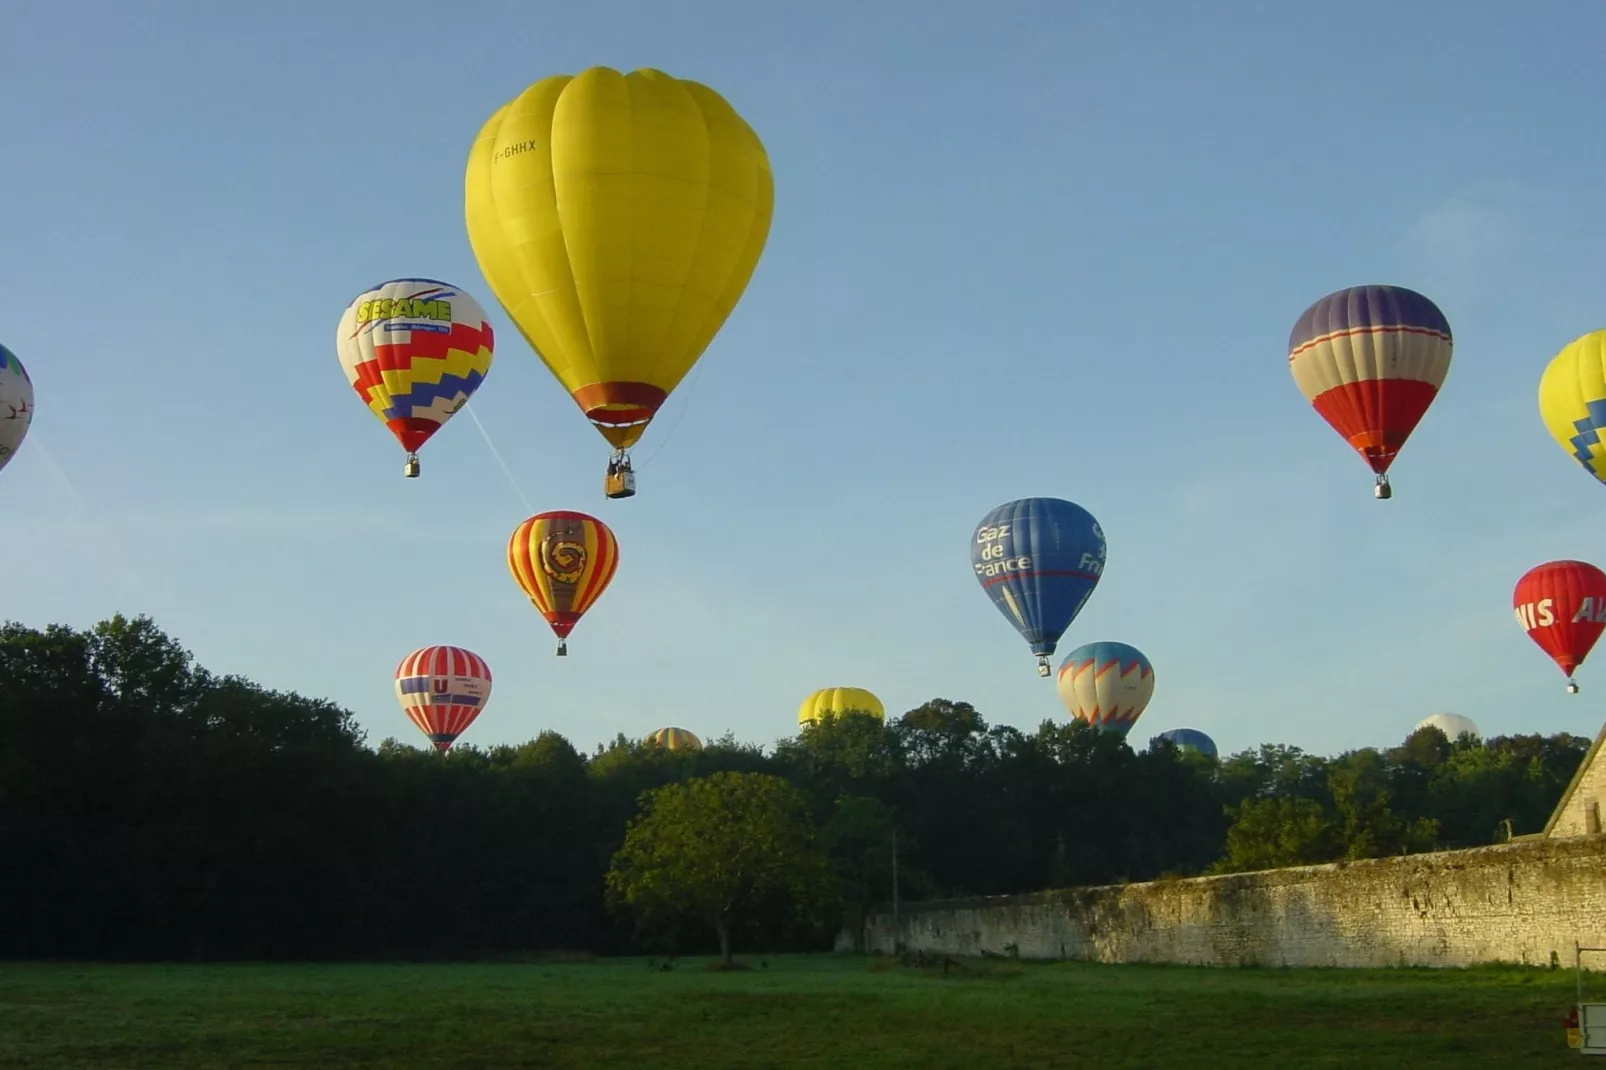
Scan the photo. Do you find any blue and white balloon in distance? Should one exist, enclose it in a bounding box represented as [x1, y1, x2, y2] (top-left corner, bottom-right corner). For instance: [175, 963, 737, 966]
[1153, 727, 1217, 760]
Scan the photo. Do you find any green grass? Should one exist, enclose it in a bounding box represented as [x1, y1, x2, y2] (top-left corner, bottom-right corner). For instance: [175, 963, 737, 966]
[0, 954, 1588, 1068]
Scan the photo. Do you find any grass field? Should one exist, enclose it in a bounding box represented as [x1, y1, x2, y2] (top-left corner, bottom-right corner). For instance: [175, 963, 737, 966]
[0, 953, 1589, 1068]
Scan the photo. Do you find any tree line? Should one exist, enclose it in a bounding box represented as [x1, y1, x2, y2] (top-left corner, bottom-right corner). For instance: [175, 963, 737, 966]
[0, 615, 1591, 962]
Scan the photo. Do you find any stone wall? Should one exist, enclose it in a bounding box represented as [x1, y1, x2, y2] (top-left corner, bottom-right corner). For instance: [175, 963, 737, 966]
[844, 835, 1606, 968]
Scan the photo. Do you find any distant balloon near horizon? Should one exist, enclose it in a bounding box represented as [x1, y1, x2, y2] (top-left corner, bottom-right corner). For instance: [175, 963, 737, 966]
[645, 726, 702, 752]
[393, 646, 492, 753]
[1413, 713, 1480, 741]
[1056, 641, 1154, 739]
[0, 343, 34, 477]
[972, 497, 1107, 677]
[798, 687, 885, 726]
[1153, 727, 1217, 759]
[1513, 559, 1606, 693]
[1288, 284, 1452, 500]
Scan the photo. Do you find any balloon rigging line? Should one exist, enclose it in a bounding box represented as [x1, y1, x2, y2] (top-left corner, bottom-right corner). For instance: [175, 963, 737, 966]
[464, 402, 535, 515]
[637, 360, 706, 471]
[32, 436, 164, 613]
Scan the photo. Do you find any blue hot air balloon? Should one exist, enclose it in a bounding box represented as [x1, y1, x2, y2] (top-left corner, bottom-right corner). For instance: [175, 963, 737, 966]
[971, 497, 1107, 676]
[1153, 728, 1218, 760]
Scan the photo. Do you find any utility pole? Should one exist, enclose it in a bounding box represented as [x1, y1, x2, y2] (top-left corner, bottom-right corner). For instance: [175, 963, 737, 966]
[891, 824, 901, 955]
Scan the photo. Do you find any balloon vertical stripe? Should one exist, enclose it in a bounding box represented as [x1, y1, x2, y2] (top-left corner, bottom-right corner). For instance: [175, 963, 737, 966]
[394, 645, 493, 752]
[507, 511, 619, 648]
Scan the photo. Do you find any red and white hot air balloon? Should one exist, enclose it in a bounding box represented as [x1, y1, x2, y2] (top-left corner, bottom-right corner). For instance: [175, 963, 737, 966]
[394, 646, 493, 751]
[1512, 560, 1606, 693]
[1288, 285, 1452, 499]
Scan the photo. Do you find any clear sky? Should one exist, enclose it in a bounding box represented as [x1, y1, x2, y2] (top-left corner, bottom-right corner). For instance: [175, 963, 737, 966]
[5, 1, 1606, 759]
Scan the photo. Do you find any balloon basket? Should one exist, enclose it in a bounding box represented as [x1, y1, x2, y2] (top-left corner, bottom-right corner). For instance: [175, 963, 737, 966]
[604, 468, 637, 499]
[1036, 657, 1051, 678]
[403, 454, 420, 479]
[556, 639, 568, 657]
[1568, 680, 1580, 694]
[1373, 475, 1391, 500]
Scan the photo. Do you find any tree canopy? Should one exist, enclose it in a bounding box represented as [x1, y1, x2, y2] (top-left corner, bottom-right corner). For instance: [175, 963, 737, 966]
[0, 614, 1592, 961]
[606, 772, 836, 964]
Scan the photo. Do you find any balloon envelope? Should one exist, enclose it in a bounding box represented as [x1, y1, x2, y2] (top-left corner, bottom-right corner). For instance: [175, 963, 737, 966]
[1413, 712, 1480, 741]
[646, 726, 703, 751]
[1513, 559, 1606, 689]
[394, 645, 492, 752]
[0, 343, 33, 475]
[1056, 641, 1154, 737]
[507, 511, 620, 653]
[798, 687, 884, 726]
[1153, 727, 1217, 759]
[1538, 329, 1606, 487]
[972, 498, 1106, 673]
[336, 278, 494, 463]
[464, 67, 773, 453]
[1288, 285, 1451, 486]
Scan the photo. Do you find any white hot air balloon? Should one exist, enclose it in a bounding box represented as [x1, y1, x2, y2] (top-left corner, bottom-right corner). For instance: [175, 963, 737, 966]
[1414, 712, 1480, 742]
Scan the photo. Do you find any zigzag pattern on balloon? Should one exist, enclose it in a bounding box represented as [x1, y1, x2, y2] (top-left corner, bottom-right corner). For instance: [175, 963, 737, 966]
[365, 365, 488, 422]
[1566, 400, 1606, 473]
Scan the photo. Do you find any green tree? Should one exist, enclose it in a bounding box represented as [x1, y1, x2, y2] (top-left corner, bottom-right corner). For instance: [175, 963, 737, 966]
[605, 772, 839, 965]
[822, 794, 897, 949]
[1213, 796, 1341, 873]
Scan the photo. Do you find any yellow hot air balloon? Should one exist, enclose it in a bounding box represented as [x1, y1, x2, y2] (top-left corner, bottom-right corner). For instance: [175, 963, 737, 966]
[798, 687, 885, 727]
[645, 726, 702, 751]
[464, 66, 775, 500]
[1539, 329, 1606, 487]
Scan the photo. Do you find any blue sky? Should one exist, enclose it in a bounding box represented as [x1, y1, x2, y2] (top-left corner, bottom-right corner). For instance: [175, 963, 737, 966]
[5, 1, 1606, 759]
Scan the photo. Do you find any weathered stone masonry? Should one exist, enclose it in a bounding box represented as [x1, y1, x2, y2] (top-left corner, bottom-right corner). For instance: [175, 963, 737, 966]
[843, 724, 1606, 969]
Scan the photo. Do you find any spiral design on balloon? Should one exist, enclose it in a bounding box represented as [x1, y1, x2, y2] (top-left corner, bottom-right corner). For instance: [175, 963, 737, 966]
[540, 535, 587, 585]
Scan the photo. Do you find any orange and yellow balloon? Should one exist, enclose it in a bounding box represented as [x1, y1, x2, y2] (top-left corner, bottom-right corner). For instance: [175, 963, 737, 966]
[507, 510, 619, 655]
[464, 66, 774, 494]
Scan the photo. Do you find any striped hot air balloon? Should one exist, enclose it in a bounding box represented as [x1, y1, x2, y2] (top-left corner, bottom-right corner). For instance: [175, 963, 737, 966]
[645, 726, 703, 751]
[1288, 285, 1452, 499]
[1056, 641, 1155, 738]
[507, 511, 619, 655]
[394, 645, 493, 752]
